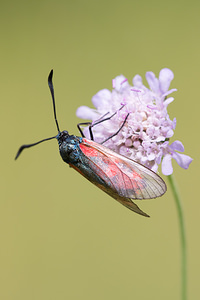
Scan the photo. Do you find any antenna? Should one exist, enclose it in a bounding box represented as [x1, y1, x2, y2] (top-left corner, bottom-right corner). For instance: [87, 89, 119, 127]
[15, 70, 60, 160]
[48, 70, 60, 133]
[15, 136, 56, 160]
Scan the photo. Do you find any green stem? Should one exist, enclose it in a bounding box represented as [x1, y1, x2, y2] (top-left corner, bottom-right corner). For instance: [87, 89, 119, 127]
[168, 174, 187, 300]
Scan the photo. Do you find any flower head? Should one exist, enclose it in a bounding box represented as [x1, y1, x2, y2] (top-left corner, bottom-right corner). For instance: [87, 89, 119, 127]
[76, 68, 192, 175]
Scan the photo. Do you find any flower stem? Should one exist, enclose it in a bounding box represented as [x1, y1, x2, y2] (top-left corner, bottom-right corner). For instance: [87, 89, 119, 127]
[168, 174, 187, 300]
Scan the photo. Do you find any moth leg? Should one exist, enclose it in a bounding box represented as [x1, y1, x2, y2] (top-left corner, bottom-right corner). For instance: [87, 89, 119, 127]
[77, 105, 127, 141]
[77, 112, 111, 140]
[92, 105, 125, 127]
[101, 113, 129, 144]
[77, 122, 91, 138]
[90, 105, 127, 140]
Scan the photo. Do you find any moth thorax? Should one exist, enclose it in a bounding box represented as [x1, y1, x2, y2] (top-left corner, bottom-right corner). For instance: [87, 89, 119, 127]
[58, 135, 82, 164]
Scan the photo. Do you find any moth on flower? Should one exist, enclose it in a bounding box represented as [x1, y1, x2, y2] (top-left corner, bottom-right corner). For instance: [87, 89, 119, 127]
[16, 70, 169, 218]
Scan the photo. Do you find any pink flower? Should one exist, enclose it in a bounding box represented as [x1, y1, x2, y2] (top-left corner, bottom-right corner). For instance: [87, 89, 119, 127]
[76, 68, 192, 175]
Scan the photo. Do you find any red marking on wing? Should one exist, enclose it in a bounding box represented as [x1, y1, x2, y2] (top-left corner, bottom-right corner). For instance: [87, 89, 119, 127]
[80, 140, 98, 157]
[82, 139, 142, 182]
[80, 139, 166, 200]
[68, 139, 166, 216]
[82, 140, 143, 193]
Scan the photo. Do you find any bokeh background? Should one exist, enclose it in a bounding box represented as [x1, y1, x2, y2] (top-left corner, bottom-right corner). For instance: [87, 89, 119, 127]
[1, 1, 198, 299]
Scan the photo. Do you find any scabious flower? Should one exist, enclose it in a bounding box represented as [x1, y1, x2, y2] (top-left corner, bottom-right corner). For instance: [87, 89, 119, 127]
[76, 68, 192, 175]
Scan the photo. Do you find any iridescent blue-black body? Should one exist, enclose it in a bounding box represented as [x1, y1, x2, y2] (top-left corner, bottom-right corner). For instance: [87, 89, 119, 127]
[56, 130, 106, 186]
[57, 130, 83, 164]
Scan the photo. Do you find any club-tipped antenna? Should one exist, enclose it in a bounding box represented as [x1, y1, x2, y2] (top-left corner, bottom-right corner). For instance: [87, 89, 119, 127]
[15, 70, 60, 160]
[15, 136, 56, 160]
[48, 69, 60, 133]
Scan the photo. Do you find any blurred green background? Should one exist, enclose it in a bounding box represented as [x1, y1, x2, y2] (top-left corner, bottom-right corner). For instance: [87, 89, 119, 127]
[1, 0, 198, 299]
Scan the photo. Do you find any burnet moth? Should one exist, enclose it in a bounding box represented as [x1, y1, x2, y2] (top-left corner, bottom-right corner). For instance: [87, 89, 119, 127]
[15, 70, 166, 217]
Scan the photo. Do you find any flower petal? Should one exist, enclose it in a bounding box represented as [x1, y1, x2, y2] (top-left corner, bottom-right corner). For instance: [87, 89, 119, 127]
[169, 140, 184, 152]
[132, 74, 143, 88]
[172, 117, 176, 130]
[172, 152, 193, 169]
[162, 154, 173, 175]
[162, 88, 177, 99]
[114, 75, 129, 92]
[92, 89, 111, 110]
[159, 68, 174, 94]
[163, 97, 174, 107]
[146, 71, 159, 93]
[76, 106, 98, 120]
[166, 129, 174, 138]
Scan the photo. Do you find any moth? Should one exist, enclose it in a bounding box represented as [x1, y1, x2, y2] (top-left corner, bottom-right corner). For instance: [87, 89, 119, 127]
[15, 70, 166, 217]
